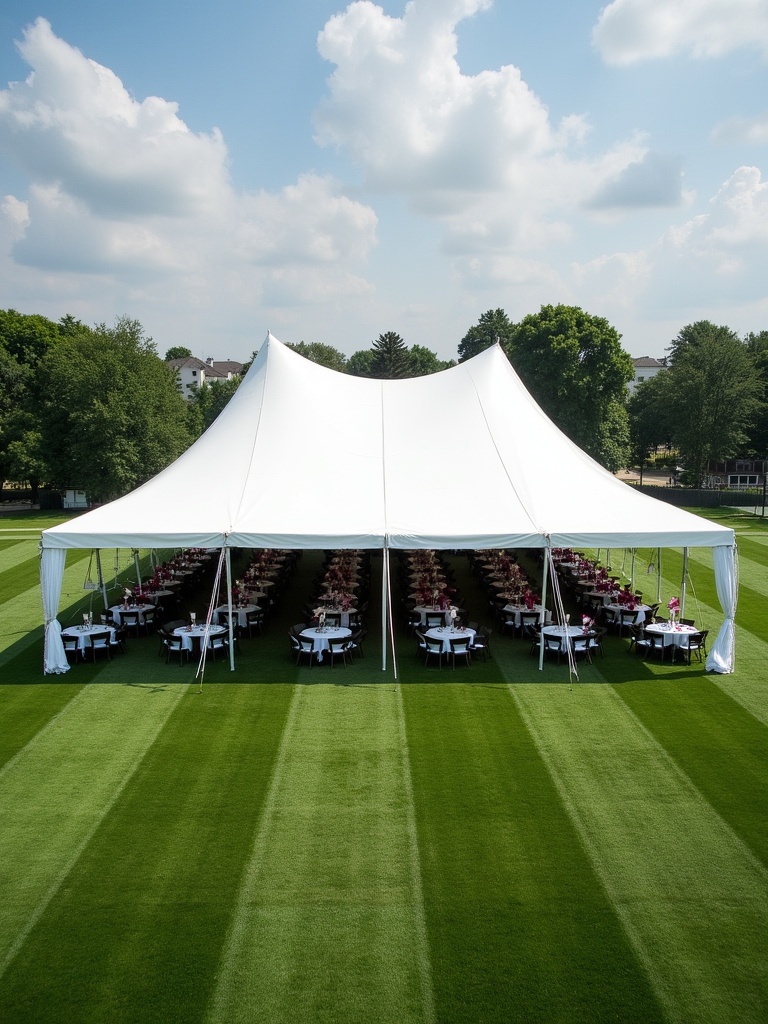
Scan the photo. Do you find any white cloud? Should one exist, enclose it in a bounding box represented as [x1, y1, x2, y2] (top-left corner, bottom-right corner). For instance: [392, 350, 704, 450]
[0, 18, 378, 317]
[314, 0, 682, 264]
[588, 151, 685, 209]
[711, 112, 768, 144]
[593, 0, 768, 66]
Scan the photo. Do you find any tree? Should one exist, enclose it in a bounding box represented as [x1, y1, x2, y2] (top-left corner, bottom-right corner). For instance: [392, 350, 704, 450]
[458, 308, 515, 362]
[345, 349, 375, 378]
[507, 304, 634, 467]
[744, 331, 768, 456]
[665, 321, 763, 486]
[627, 372, 675, 480]
[36, 316, 193, 501]
[408, 345, 455, 377]
[187, 376, 242, 436]
[165, 345, 192, 360]
[286, 341, 347, 373]
[370, 332, 411, 379]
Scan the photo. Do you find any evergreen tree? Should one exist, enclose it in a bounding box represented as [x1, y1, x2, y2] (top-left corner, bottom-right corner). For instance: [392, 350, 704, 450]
[370, 331, 411, 379]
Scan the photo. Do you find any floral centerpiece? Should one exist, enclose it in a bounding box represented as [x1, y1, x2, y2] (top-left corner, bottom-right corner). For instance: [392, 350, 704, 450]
[123, 588, 133, 608]
[523, 588, 539, 610]
[668, 596, 680, 623]
[582, 614, 594, 634]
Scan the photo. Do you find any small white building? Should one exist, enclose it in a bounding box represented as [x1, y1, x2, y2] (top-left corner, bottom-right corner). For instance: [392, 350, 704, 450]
[628, 356, 667, 395]
[167, 356, 244, 400]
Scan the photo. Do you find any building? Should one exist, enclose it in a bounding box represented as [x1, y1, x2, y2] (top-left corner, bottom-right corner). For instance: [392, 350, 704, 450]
[704, 459, 766, 491]
[166, 356, 244, 399]
[627, 356, 667, 395]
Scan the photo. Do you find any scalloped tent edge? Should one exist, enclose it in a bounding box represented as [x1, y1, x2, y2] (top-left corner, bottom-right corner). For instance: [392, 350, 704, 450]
[40, 332, 737, 674]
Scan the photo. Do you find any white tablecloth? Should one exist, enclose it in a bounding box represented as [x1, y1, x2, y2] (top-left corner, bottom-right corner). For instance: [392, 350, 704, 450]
[212, 604, 259, 628]
[605, 603, 652, 625]
[300, 626, 352, 662]
[424, 626, 476, 654]
[109, 603, 155, 626]
[414, 605, 452, 626]
[645, 623, 698, 658]
[502, 603, 551, 627]
[541, 624, 585, 652]
[173, 624, 226, 652]
[62, 625, 115, 651]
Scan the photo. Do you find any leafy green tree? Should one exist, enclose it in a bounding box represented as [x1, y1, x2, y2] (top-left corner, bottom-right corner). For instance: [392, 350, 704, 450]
[286, 341, 347, 372]
[187, 376, 242, 435]
[0, 309, 61, 367]
[744, 331, 768, 456]
[36, 316, 193, 501]
[345, 350, 375, 377]
[507, 304, 634, 467]
[408, 345, 455, 377]
[458, 308, 515, 362]
[627, 372, 675, 481]
[165, 345, 193, 360]
[370, 331, 411, 379]
[665, 321, 763, 485]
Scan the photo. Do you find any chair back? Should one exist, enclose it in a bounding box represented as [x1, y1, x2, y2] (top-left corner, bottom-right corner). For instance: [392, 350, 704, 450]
[425, 612, 444, 628]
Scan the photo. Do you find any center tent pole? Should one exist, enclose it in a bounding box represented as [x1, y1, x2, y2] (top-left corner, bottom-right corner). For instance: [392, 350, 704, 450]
[381, 543, 389, 673]
[95, 549, 108, 611]
[680, 547, 689, 620]
[538, 541, 550, 671]
[133, 549, 142, 589]
[225, 546, 235, 672]
[385, 544, 398, 681]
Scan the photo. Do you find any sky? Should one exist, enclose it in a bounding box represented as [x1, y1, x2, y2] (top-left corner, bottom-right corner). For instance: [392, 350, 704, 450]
[0, 0, 767, 364]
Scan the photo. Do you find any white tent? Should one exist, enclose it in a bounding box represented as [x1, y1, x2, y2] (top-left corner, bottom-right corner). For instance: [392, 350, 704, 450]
[41, 333, 737, 673]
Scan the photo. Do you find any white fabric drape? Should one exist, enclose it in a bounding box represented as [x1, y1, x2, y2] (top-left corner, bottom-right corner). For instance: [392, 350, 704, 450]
[41, 547, 69, 674]
[706, 545, 737, 674]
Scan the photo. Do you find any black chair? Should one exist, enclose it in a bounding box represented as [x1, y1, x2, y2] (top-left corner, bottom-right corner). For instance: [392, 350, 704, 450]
[347, 627, 366, 659]
[423, 634, 445, 668]
[140, 605, 157, 634]
[88, 630, 112, 662]
[63, 635, 81, 663]
[681, 629, 708, 664]
[326, 636, 352, 669]
[120, 610, 141, 639]
[425, 612, 444, 629]
[644, 632, 667, 661]
[164, 635, 188, 665]
[449, 635, 472, 669]
[471, 628, 492, 662]
[245, 609, 265, 637]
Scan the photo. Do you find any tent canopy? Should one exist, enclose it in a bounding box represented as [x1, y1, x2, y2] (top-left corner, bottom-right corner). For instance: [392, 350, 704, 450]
[40, 333, 737, 674]
[42, 333, 733, 552]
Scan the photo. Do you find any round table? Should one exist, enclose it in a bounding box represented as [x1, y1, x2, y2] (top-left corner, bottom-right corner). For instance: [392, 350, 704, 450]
[62, 624, 115, 652]
[213, 604, 260, 628]
[424, 625, 476, 654]
[644, 622, 698, 660]
[300, 626, 352, 662]
[173, 624, 226, 652]
[541, 624, 584, 653]
[502, 603, 551, 628]
[109, 603, 156, 626]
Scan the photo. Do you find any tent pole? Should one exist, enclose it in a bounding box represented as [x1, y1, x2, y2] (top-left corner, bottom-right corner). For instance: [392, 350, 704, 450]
[680, 547, 688, 619]
[133, 549, 142, 589]
[225, 547, 235, 671]
[385, 544, 398, 680]
[656, 549, 662, 605]
[539, 543, 550, 671]
[381, 544, 389, 672]
[95, 549, 108, 610]
[630, 548, 636, 590]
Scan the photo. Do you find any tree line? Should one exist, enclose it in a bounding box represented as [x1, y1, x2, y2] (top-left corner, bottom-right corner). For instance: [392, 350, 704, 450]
[1, 305, 765, 502]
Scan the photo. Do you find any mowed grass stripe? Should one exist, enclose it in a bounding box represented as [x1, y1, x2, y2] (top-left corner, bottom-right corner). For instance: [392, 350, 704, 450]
[0, 538, 32, 573]
[209, 683, 434, 1024]
[0, 681, 87, 773]
[510, 683, 768, 1024]
[403, 682, 665, 1024]
[0, 682, 187, 976]
[0, 684, 294, 1024]
[613, 679, 768, 865]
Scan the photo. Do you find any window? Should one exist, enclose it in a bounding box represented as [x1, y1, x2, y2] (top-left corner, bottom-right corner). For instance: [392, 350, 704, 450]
[728, 475, 757, 487]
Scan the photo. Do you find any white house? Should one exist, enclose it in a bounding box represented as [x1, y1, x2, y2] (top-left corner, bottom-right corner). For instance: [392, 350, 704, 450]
[167, 356, 244, 399]
[628, 356, 667, 395]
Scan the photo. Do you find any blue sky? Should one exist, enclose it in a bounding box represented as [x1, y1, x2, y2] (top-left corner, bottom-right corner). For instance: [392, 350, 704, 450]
[1, 0, 767, 362]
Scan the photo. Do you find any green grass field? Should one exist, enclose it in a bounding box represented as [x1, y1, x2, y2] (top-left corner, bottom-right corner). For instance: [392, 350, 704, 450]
[0, 509, 766, 1023]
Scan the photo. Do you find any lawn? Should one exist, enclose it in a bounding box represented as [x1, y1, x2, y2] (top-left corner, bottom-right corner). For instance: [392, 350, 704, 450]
[0, 508, 766, 1023]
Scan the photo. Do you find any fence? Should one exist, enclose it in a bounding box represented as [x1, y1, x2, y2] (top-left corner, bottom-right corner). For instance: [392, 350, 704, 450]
[631, 483, 765, 511]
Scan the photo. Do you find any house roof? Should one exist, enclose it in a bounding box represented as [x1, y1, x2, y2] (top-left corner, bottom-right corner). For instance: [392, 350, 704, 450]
[632, 356, 665, 368]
